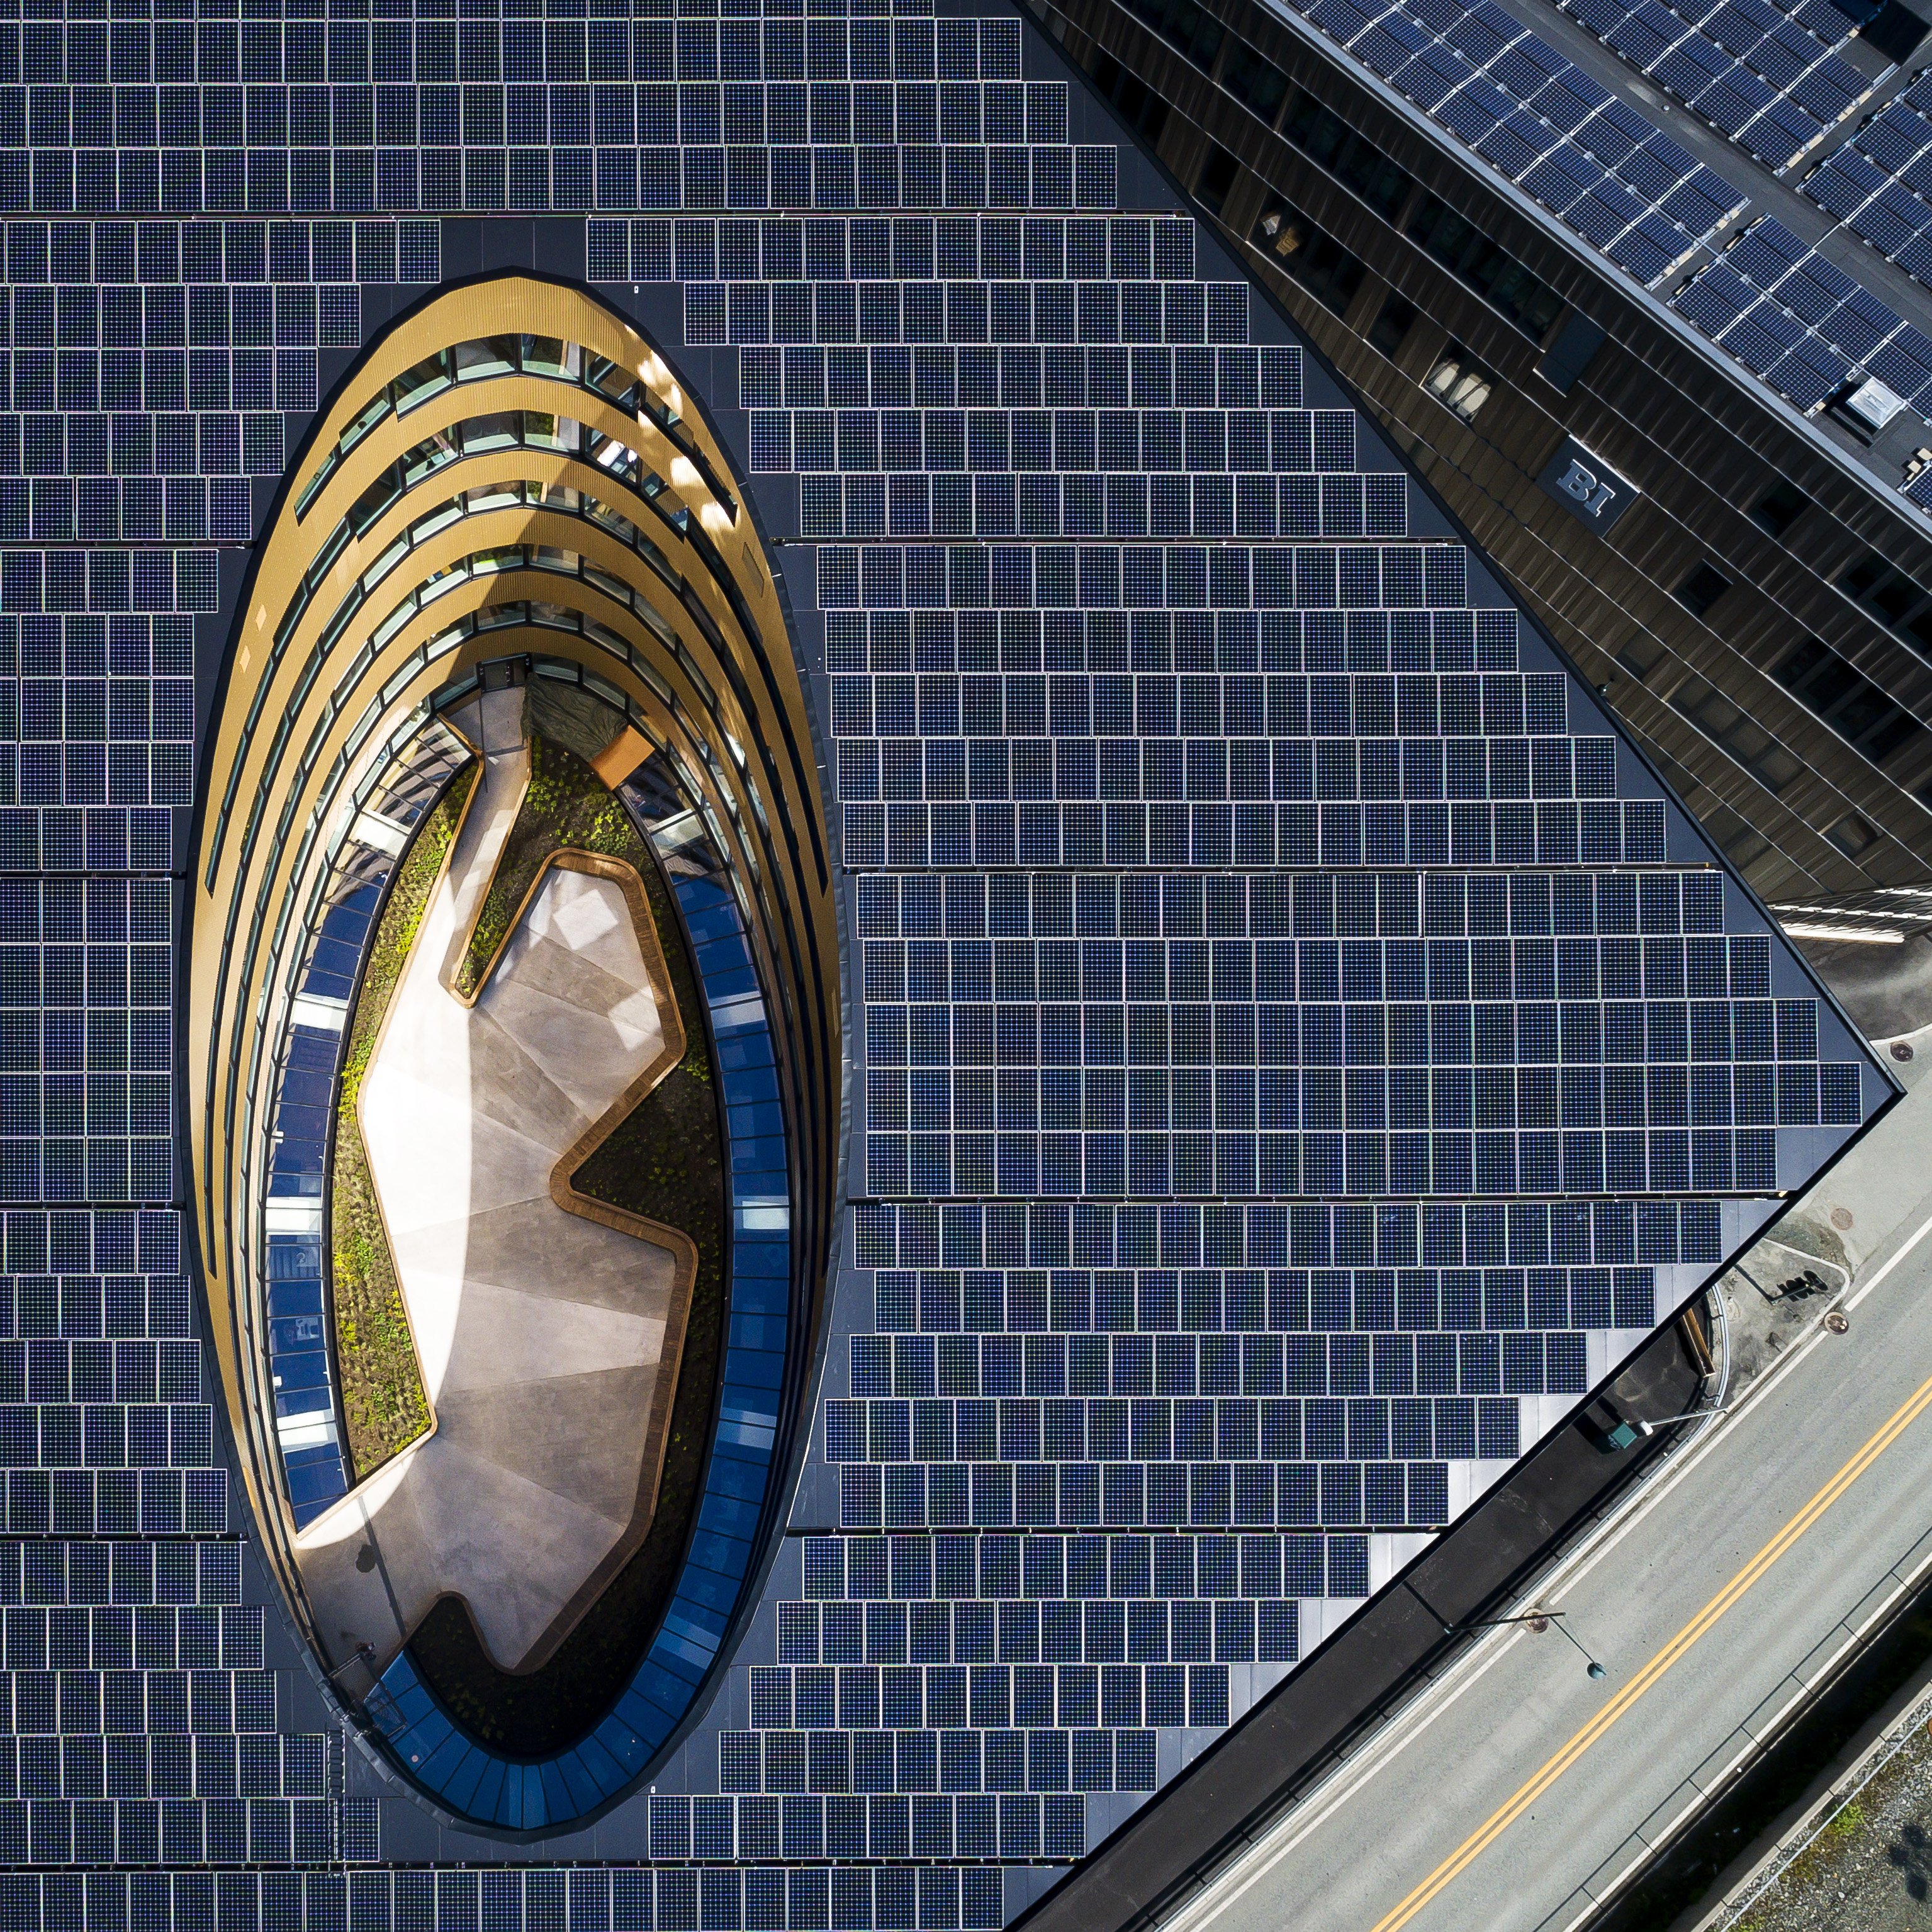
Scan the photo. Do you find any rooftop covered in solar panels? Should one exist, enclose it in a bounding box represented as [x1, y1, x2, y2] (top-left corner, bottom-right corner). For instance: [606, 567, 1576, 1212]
[1235, 0, 1932, 511]
[33, 0, 1891, 1885]
[568, 17, 1902, 1872]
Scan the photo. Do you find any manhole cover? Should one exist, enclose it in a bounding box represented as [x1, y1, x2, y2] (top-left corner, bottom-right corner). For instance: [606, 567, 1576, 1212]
[1826, 1310, 1851, 1334]
[1831, 1206, 1855, 1230]
[1894, 1042, 1916, 1063]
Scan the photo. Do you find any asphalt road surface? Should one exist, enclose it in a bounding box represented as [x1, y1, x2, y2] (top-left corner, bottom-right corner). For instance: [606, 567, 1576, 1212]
[1160, 1040, 1932, 1932]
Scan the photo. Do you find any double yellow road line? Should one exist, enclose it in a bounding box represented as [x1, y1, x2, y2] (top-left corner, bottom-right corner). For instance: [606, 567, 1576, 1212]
[1367, 1363, 1932, 1932]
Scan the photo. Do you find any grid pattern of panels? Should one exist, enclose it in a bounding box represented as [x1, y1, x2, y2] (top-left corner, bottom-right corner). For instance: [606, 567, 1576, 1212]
[824, 607, 1675, 877]
[654, 0, 1890, 1903]
[0, 880, 174, 1208]
[0, 198, 383, 1863]
[0, 618, 196, 825]
[773, 367, 1403, 545]
[0, 215, 249, 879]
[0, 1213, 344, 1872]
[852, 872, 1857, 1200]
[609, 0, 1900, 1905]
[1557, 0, 1865, 169]
[0, 1868, 1012, 1932]
[1803, 70, 1932, 293]
[0, 11, 1104, 220]
[0, 0, 1880, 1902]
[748, 1191, 1682, 1882]
[1250, 0, 1748, 284]
[760, 1194, 1651, 1841]
[659, 215, 1329, 546]
[0, 614, 197, 883]
[0, 218, 432, 558]
[677, 1, 1892, 1902]
[1669, 213, 1932, 411]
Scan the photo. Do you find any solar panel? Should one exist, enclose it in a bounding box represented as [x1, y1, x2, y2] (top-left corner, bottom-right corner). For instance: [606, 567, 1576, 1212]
[1805, 98, 1932, 312]
[1670, 215, 1932, 425]
[1240, 0, 1752, 287]
[1554, 0, 1867, 166]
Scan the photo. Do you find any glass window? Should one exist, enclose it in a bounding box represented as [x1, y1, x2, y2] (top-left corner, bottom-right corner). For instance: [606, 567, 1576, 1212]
[1251, 202, 1366, 318]
[1407, 195, 1563, 340]
[1775, 637, 1925, 766]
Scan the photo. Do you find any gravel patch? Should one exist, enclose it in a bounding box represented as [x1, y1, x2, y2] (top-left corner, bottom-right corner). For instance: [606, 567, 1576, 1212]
[1736, 1717, 1932, 1931]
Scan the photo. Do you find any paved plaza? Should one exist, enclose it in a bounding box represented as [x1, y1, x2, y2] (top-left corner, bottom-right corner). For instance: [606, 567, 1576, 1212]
[298, 691, 694, 1676]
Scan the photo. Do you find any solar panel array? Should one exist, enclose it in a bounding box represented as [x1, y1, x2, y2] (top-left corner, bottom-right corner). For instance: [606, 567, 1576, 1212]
[1804, 67, 1932, 289]
[848, 867, 1863, 1203]
[1245, 0, 1932, 491]
[0, 213, 427, 915]
[0, 1211, 356, 1875]
[1263, 0, 1750, 284]
[0, 0, 1888, 1912]
[1670, 213, 1932, 408]
[580, 9, 1880, 1900]
[0, 877, 174, 1215]
[1557, 0, 1867, 167]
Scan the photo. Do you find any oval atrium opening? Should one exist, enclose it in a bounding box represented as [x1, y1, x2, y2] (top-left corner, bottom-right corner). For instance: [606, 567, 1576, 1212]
[187, 275, 836, 1832]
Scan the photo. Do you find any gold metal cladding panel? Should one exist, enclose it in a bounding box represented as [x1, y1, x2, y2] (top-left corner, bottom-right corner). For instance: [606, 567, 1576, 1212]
[206, 403, 748, 890]
[285, 278, 700, 518]
[188, 278, 838, 1612]
[269, 475, 729, 694]
[259, 386, 708, 653]
[205, 280, 774, 867]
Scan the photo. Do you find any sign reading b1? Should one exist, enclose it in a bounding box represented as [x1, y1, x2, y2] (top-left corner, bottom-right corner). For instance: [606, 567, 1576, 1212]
[1536, 436, 1640, 533]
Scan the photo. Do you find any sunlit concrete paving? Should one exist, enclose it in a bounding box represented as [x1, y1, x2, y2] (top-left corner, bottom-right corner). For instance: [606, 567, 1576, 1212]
[295, 690, 690, 1676]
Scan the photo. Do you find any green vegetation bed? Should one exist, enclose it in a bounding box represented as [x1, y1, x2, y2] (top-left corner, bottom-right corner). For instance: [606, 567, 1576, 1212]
[452, 734, 644, 1000]
[408, 734, 727, 1756]
[330, 765, 475, 1482]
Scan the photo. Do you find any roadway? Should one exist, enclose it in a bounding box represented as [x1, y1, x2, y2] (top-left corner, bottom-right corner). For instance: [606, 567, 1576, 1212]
[1159, 1031, 1932, 1932]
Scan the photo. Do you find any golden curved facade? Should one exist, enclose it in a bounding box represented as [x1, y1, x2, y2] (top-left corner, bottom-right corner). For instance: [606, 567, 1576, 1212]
[186, 274, 837, 1654]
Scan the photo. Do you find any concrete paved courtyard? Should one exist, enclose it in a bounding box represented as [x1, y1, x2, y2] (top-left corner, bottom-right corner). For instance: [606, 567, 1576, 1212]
[296, 689, 695, 1676]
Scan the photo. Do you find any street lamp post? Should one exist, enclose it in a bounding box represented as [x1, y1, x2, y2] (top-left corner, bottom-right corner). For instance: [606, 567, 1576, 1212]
[1443, 1609, 1609, 1680]
[1637, 1407, 1729, 1437]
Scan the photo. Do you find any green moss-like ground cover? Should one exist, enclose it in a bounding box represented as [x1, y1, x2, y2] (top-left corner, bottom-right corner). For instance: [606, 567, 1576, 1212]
[407, 734, 726, 1755]
[452, 733, 644, 1003]
[330, 764, 475, 1483]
